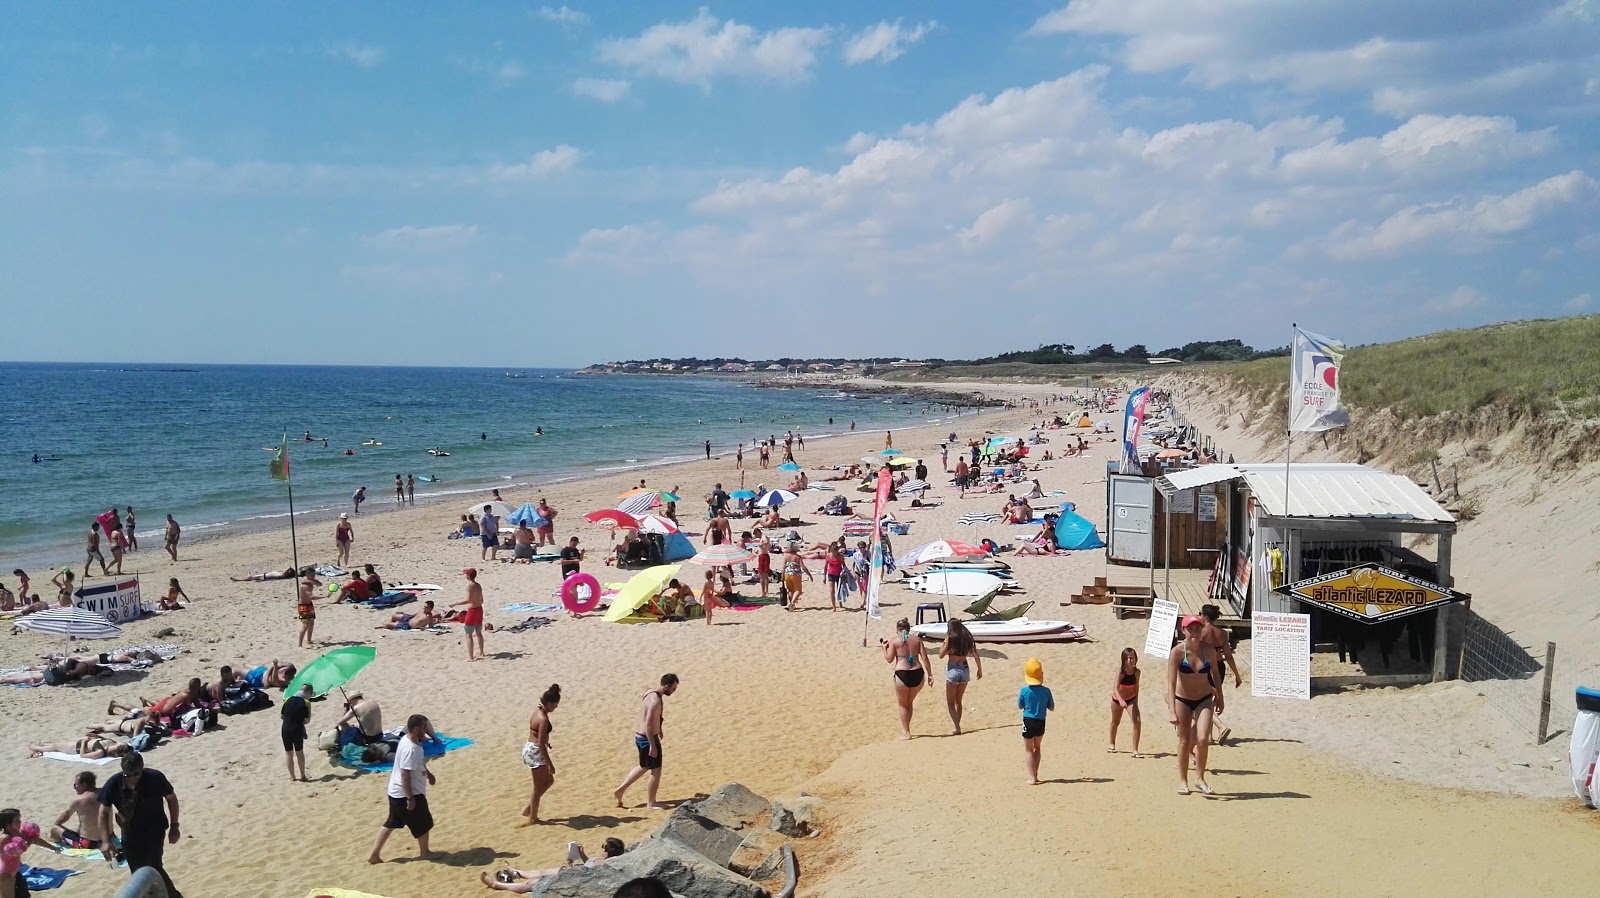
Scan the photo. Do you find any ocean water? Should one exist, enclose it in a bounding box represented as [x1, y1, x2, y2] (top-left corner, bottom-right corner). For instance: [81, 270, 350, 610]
[0, 363, 942, 567]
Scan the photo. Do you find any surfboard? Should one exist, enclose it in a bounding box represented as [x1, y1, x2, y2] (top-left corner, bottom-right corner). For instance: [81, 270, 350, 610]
[904, 570, 1008, 597]
[923, 566, 1021, 590]
[912, 618, 1086, 643]
[387, 583, 443, 591]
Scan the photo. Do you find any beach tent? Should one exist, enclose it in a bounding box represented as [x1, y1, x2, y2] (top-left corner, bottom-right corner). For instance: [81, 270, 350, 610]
[1054, 509, 1106, 550]
[661, 531, 695, 562]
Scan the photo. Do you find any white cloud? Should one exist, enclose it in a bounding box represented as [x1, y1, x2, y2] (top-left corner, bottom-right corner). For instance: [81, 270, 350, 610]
[537, 6, 589, 28]
[1326, 170, 1597, 259]
[495, 62, 528, 84]
[574, 77, 631, 103]
[1279, 115, 1555, 180]
[1029, 1, 1600, 117]
[326, 43, 386, 68]
[598, 10, 829, 87]
[1423, 285, 1489, 313]
[488, 145, 583, 181]
[1568, 292, 1593, 311]
[843, 19, 935, 65]
[362, 224, 479, 250]
[961, 199, 1030, 248]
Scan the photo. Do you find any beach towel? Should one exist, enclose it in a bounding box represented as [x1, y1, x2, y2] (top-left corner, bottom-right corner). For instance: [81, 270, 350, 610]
[502, 616, 555, 633]
[39, 751, 122, 766]
[19, 865, 80, 890]
[362, 592, 416, 609]
[501, 601, 563, 614]
[340, 735, 473, 772]
[314, 565, 347, 578]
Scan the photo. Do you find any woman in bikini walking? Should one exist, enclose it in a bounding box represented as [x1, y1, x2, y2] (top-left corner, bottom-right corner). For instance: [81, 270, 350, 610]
[883, 618, 932, 740]
[1167, 615, 1223, 795]
[520, 684, 560, 826]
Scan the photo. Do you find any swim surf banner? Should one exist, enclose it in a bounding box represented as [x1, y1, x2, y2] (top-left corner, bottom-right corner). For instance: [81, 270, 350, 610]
[865, 466, 893, 620]
[1289, 328, 1350, 433]
[1121, 386, 1150, 465]
[74, 577, 142, 622]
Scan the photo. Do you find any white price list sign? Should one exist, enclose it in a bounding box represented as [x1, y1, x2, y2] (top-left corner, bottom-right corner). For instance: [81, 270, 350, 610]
[1143, 599, 1181, 659]
[1251, 611, 1311, 700]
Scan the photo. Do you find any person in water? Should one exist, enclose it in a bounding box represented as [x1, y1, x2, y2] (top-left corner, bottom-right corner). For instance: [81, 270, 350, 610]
[883, 618, 932, 740]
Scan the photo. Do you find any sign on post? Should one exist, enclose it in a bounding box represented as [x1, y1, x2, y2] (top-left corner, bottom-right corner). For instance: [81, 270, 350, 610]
[1276, 563, 1466, 624]
[74, 577, 142, 622]
[1251, 611, 1311, 700]
[1143, 599, 1180, 659]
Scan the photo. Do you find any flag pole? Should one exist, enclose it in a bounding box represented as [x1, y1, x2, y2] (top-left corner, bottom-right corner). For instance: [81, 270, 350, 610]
[283, 432, 301, 579]
[1285, 325, 1296, 578]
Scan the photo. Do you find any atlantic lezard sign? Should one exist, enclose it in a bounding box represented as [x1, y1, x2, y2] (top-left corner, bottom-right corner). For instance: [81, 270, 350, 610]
[1275, 563, 1466, 624]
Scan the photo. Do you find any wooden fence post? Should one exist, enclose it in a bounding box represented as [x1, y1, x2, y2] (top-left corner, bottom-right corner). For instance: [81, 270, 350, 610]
[1538, 642, 1556, 744]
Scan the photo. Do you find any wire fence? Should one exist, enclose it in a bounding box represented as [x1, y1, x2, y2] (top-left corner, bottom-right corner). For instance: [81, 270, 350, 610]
[1459, 610, 1569, 744]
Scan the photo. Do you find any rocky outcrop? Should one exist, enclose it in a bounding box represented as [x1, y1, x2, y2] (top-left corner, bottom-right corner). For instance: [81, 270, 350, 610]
[693, 783, 773, 831]
[653, 807, 747, 868]
[605, 839, 768, 898]
[768, 793, 821, 838]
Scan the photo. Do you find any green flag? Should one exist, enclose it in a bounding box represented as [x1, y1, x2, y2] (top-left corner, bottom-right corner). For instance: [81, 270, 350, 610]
[270, 434, 289, 481]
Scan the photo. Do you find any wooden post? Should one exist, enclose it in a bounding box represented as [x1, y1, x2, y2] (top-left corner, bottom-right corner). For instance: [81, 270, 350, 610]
[1429, 458, 1443, 495]
[1451, 463, 1460, 501]
[1538, 641, 1557, 744]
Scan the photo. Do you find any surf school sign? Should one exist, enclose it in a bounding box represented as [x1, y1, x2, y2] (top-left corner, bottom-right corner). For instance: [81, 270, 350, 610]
[1276, 563, 1464, 624]
[74, 577, 142, 622]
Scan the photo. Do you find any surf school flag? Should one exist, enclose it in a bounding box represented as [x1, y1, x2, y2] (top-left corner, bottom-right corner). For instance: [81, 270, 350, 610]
[1290, 328, 1350, 433]
[866, 466, 893, 620]
[269, 434, 290, 480]
[1121, 386, 1151, 464]
[73, 577, 142, 622]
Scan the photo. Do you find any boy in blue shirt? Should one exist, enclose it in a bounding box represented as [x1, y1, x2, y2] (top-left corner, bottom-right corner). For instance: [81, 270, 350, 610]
[1018, 658, 1054, 785]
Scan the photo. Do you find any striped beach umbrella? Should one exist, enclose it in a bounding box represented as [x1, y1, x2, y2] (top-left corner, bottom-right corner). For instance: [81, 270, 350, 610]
[617, 490, 678, 515]
[636, 513, 679, 535]
[957, 512, 1002, 525]
[898, 479, 930, 494]
[901, 539, 986, 566]
[757, 489, 798, 508]
[13, 606, 122, 640]
[689, 544, 755, 566]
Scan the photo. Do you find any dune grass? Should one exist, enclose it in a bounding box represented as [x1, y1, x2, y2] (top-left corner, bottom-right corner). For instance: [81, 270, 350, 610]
[1223, 316, 1600, 420]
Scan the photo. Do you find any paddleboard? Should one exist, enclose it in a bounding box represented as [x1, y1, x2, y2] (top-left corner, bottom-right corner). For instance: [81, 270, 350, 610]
[416, 476, 440, 483]
[912, 617, 1087, 643]
[427, 449, 450, 456]
[362, 440, 384, 446]
[923, 566, 1021, 590]
[905, 570, 1007, 597]
[930, 557, 1012, 572]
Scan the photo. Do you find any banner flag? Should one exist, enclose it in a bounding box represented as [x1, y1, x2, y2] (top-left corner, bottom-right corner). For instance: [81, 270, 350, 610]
[1122, 386, 1151, 464]
[865, 467, 893, 620]
[269, 433, 290, 481]
[1290, 329, 1349, 433]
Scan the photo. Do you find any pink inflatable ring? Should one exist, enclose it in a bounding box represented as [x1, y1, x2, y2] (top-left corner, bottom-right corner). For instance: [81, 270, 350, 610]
[561, 572, 601, 613]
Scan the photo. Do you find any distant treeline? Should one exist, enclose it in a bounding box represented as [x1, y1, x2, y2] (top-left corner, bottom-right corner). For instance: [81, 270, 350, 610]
[946, 340, 1288, 366]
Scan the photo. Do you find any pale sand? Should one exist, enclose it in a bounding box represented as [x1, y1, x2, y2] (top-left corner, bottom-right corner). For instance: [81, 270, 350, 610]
[3, 381, 1597, 898]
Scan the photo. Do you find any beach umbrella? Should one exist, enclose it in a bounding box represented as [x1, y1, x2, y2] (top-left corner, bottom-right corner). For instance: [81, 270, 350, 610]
[285, 645, 376, 699]
[757, 489, 798, 508]
[617, 490, 679, 516]
[585, 508, 641, 529]
[776, 462, 802, 471]
[507, 503, 544, 526]
[602, 564, 683, 622]
[957, 512, 1003, 525]
[636, 513, 679, 535]
[729, 490, 759, 500]
[902, 539, 986, 566]
[887, 457, 918, 468]
[1156, 448, 1187, 460]
[689, 544, 755, 566]
[468, 500, 516, 519]
[898, 479, 930, 494]
[880, 448, 903, 457]
[12, 606, 121, 640]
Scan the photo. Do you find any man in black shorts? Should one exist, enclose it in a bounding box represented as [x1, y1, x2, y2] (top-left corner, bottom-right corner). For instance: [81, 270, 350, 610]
[369, 714, 436, 864]
[281, 683, 313, 782]
[612, 674, 679, 810]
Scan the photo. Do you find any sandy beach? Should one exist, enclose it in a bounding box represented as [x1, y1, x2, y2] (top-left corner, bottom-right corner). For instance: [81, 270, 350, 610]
[5, 379, 1599, 898]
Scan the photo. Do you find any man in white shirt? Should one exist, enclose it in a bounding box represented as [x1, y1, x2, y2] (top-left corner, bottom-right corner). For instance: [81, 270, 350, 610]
[368, 714, 436, 864]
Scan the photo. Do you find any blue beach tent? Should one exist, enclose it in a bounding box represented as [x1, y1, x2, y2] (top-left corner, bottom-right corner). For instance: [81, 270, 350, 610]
[661, 531, 696, 562]
[1054, 509, 1106, 551]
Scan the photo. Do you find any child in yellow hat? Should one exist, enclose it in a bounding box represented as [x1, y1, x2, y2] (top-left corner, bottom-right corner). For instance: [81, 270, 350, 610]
[1018, 658, 1054, 785]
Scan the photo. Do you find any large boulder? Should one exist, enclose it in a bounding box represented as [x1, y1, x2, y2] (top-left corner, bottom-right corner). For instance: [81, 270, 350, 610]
[653, 806, 746, 868]
[528, 863, 640, 898]
[728, 829, 790, 881]
[768, 793, 821, 838]
[694, 783, 772, 831]
[605, 839, 769, 898]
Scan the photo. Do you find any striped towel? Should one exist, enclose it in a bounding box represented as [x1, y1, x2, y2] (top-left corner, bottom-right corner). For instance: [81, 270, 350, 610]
[957, 512, 1002, 525]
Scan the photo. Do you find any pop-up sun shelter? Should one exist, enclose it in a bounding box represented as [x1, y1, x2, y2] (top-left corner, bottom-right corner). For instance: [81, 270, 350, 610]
[1054, 510, 1106, 550]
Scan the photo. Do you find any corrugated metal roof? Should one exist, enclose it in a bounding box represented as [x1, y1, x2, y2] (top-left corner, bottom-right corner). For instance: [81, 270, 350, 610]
[1156, 463, 1454, 523]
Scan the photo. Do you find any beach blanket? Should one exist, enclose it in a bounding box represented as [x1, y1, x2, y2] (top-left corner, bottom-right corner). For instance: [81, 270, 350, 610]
[19, 865, 79, 890]
[361, 592, 416, 610]
[315, 565, 347, 578]
[502, 615, 555, 633]
[39, 751, 122, 766]
[340, 735, 473, 772]
[730, 597, 784, 611]
[501, 601, 563, 614]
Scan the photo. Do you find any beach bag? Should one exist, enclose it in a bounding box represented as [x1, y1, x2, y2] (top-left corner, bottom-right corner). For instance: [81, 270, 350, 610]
[127, 732, 154, 752]
[317, 729, 339, 752]
[220, 686, 272, 715]
[178, 708, 211, 735]
[777, 583, 789, 606]
[1568, 688, 1600, 805]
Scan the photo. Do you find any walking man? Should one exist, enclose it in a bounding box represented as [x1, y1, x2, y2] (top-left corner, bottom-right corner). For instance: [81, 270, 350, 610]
[405, 474, 415, 506]
[453, 569, 486, 662]
[704, 439, 711, 460]
[395, 475, 405, 507]
[368, 714, 437, 864]
[352, 486, 367, 515]
[735, 444, 743, 470]
[84, 522, 110, 578]
[163, 514, 181, 562]
[479, 505, 500, 562]
[98, 752, 183, 897]
[612, 673, 679, 810]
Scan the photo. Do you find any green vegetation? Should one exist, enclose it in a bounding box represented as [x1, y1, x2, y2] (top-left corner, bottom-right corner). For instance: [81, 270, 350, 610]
[1224, 316, 1600, 420]
[950, 338, 1284, 366]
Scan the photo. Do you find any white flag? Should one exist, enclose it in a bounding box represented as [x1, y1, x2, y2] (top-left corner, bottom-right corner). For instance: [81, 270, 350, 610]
[1289, 328, 1349, 433]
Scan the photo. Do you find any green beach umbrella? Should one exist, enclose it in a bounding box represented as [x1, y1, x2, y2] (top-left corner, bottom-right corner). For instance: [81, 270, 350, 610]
[285, 645, 376, 698]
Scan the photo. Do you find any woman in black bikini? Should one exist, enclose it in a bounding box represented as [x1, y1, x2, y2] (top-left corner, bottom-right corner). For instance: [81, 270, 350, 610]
[1167, 615, 1223, 795]
[27, 736, 129, 760]
[883, 618, 932, 740]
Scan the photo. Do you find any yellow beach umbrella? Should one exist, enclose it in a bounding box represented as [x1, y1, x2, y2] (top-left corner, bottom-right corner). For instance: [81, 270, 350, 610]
[887, 456, 919, 468]
[602, 564, 683, 622]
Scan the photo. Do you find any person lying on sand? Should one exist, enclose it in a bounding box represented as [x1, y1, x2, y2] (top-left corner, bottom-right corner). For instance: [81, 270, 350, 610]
[376, 601, 441, 630]
[0, 658, 110, 686]
[85, 711, 153, 738]
[120, 677, 204, 717]
[480, 838, 626, 892]
[27, 735, 131, 760]
[230, 567, 307, 582]
[241, 659, 296, 690]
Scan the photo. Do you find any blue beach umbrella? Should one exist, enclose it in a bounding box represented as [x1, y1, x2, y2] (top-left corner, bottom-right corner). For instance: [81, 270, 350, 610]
[777, 462, 802, 471]
[880, 448, 903, 457]
[507, 503, 543, 526]
[729, 490, 758, 500]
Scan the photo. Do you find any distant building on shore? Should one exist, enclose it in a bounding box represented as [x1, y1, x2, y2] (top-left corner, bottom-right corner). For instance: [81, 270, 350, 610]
[889, 360, 929, 368]
[1146, 357, 1182, 365]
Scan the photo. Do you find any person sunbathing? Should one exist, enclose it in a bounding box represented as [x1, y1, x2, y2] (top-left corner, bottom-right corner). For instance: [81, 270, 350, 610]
[241, 659, 296, 690]
[230, 568, 299, 582]
[376, 601, 440, 630]
[130, 677, 205, 716]
[27, 736, 130, 760]
[0, 658, 108, 686]
[480, 838, 626, 892]
[85, 711, 151, 737]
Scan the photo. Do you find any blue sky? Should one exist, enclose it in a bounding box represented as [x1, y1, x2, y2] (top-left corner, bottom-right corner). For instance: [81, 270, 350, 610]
[2, 2, 1596, 366]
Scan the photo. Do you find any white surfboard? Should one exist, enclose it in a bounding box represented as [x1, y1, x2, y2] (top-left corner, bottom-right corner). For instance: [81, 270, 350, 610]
[905, 570, 1006, 597]
[912, 617, 1086, 643]
[388, 583, 443, 592]
[923, 566, 1021, 590]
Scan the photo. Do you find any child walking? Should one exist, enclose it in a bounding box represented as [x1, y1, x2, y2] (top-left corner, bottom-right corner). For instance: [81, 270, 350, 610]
[1109, 647, 1142, 757]
[2, 807, 54, 898]
[1018, 658, 1054, 785]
